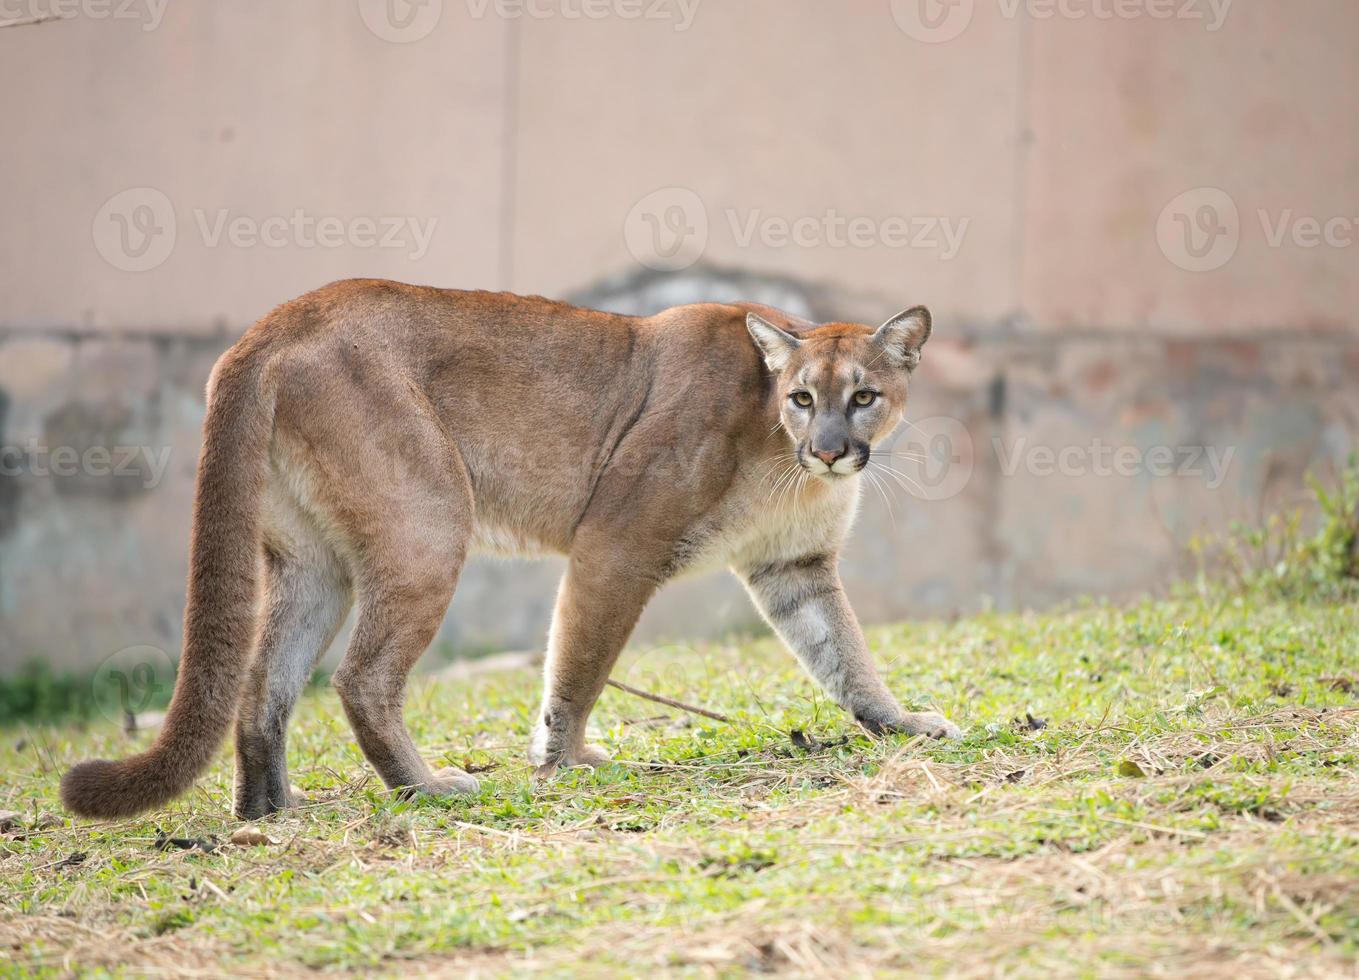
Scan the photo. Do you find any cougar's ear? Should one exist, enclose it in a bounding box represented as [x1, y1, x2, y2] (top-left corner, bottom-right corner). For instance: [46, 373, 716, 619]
[872, 306, 931, 371]
[746, 312, 803, 372]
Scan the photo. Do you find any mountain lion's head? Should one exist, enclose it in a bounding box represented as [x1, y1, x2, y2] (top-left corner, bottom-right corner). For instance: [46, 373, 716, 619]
[746, 307, 931, 479]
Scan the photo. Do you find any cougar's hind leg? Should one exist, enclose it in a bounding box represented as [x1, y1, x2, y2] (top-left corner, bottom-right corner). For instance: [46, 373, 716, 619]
[326, 423, 478, 800]
[233, 539, 350, 820]
[334, 554, 474, 798]
[529, 551, 661, 772]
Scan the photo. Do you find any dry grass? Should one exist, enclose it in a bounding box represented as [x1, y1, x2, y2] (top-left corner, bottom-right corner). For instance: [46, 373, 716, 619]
[3, 596, 1359, 977]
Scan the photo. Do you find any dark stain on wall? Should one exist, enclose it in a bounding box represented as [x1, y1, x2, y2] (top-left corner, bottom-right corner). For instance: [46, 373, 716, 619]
[988, 372, 1007, 421]
[0, 387, 18, 538]
[42, 400, 160, 500]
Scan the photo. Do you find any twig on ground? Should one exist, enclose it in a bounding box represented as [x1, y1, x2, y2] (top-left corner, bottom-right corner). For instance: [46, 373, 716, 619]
[605, 678, 731, 723]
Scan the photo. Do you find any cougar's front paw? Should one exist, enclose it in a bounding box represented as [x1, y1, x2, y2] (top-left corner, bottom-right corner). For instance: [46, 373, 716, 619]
[901, 712, 963, 739]
[399, 766, 480, 801]
[529, 711, 612, 770]
[859, 711, 962, 740]
[431, 766, 481, 794]
[529, 743, 613, 778]
[571, 743, 612, 767]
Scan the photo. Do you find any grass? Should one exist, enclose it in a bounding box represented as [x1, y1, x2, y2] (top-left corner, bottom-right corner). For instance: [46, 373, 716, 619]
[2, 594, 1359, 977]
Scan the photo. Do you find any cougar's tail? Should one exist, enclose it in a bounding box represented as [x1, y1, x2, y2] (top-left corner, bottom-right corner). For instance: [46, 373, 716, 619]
[61, 349, 276, 819]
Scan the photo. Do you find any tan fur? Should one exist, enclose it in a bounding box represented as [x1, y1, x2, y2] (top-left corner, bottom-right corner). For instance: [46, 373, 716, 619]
[60, 279, 960, 821]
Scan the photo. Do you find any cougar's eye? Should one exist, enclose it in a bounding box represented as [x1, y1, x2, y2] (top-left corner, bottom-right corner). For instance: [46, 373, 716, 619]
[853, 390, 878, 407]
[790, 391, 813, 408]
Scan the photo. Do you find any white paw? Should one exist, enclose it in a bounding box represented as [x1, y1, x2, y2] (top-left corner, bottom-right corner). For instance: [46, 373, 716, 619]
[426, 766, 480, 796]
[860, 711, 962, 740]
[899, 712, 962, 739]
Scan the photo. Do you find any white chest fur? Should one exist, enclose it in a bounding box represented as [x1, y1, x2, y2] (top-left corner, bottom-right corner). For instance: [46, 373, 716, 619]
[679, 472, 862, 578]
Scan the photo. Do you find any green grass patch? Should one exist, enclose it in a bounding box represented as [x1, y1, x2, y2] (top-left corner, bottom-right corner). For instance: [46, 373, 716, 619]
[2, 594, 1358, 976]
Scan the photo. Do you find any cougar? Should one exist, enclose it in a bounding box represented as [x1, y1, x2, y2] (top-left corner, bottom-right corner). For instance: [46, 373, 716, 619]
[61, 279, 961, 821]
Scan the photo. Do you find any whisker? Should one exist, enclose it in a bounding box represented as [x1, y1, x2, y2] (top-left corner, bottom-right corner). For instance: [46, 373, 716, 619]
[869, 451, 927, 463]
[767, 461, 804, 503]
[792, 469, 811, 520]
[870, 460, 927, 499]
[896, 417, 938, 443]
[773, 463, 799, 510]
[765, 465, 794, 502]
[867, 461, 905, 492]
[863, 467, 896, 530]
[869, 459, 919, 488]
[756, 453, 802, 484]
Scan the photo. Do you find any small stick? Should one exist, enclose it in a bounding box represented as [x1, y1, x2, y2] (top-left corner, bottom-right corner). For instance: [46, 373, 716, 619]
[605, 679, 731, 723]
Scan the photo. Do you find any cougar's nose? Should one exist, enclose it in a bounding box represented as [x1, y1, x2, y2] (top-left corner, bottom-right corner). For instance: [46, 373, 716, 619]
[813, 446, 846, 466]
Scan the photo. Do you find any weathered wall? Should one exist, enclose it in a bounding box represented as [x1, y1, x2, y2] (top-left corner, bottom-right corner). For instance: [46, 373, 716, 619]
[4, 270, 1354, 671]
[2, 1, 1356, 672]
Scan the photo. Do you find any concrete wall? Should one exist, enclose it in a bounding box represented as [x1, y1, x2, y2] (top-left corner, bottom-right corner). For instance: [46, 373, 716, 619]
[2, 1, 1356, 672]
